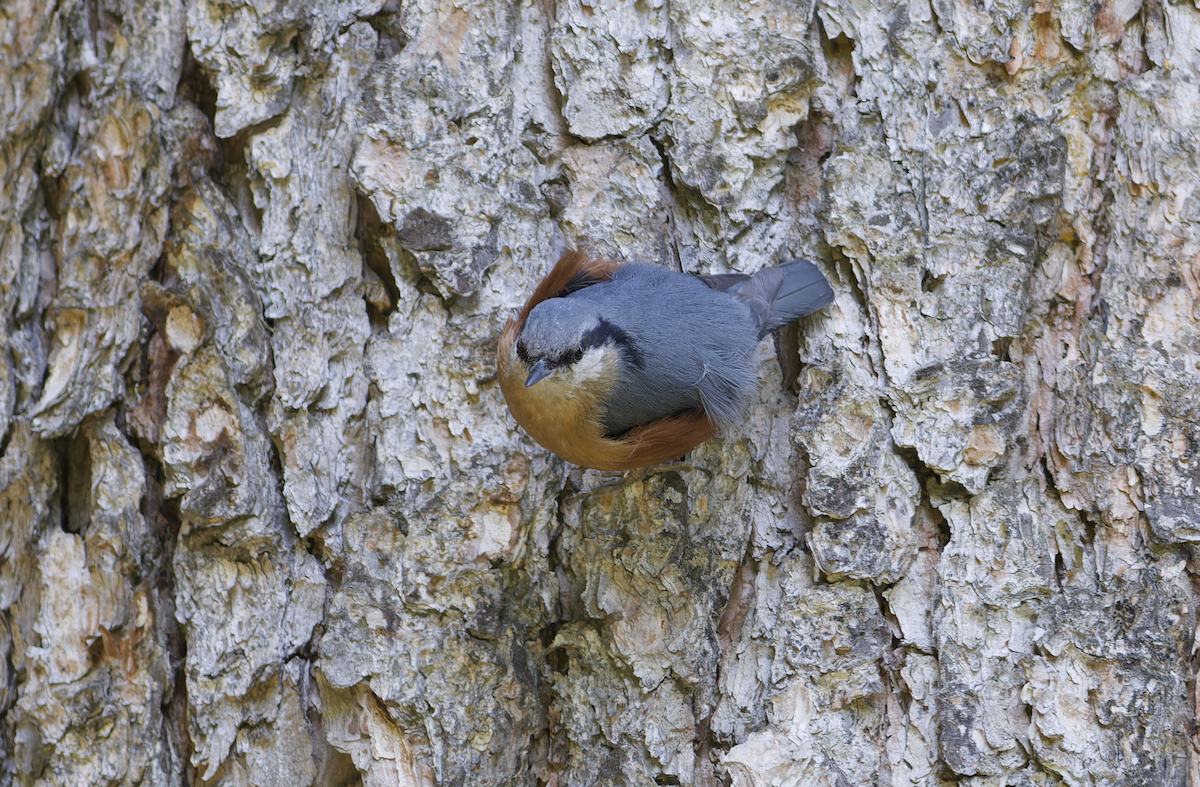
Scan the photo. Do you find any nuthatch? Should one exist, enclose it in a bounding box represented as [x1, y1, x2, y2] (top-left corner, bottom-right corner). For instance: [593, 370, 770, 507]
[497, 251, 834, 470]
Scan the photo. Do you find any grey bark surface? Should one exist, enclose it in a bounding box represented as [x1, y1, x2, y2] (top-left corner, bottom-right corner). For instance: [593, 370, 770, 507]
[1, 0, 1198, 784]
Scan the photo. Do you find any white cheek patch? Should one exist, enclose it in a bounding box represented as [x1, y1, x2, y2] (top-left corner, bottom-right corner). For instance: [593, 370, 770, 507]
[526, 348, 616, 411]
[569, 347, 612, 386]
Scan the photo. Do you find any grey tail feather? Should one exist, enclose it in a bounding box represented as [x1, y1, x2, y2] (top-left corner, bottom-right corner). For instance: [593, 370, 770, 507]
[734, 259, 834, 338]
[698, 272, 752, 292]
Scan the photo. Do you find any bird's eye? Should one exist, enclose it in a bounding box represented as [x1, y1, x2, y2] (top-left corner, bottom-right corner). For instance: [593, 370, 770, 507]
[570, 346, 584, 363]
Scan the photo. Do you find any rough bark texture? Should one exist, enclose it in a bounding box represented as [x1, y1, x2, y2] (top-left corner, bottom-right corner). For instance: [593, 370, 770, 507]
[2, 0, 1199, 784]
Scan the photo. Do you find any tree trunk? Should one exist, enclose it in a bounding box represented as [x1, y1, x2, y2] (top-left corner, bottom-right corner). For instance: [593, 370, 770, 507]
[2, 0, 1198, 784]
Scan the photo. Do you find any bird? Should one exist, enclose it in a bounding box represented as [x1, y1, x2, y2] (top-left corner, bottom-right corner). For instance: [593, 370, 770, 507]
[496, 251, 834, 471]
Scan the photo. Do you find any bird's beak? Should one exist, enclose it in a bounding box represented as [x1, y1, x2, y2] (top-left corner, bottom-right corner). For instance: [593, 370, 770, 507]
[525, 359, 552, 387]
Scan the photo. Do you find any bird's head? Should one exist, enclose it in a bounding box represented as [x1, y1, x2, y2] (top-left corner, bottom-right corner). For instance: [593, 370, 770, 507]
[516, 298, 616, 390]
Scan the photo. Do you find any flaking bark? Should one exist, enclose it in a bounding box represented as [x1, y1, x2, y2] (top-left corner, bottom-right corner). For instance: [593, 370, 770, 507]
[2, 0, 1199, 784]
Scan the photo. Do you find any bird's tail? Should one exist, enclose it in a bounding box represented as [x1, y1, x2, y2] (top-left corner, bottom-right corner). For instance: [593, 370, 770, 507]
[731, 259, 834, 338]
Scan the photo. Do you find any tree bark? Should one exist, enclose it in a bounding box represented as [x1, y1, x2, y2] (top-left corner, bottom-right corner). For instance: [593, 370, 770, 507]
[2, 0, 1199, 784]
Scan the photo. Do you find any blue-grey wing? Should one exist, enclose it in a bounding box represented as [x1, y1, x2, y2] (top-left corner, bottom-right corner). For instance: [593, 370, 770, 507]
[585, 268, 759, 434]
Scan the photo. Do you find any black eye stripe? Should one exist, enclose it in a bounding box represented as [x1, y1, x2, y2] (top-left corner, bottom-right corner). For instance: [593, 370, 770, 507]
[517, 318, 638, 370]
[549, 346, 583, 369]
[581, 318, 643, 369]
